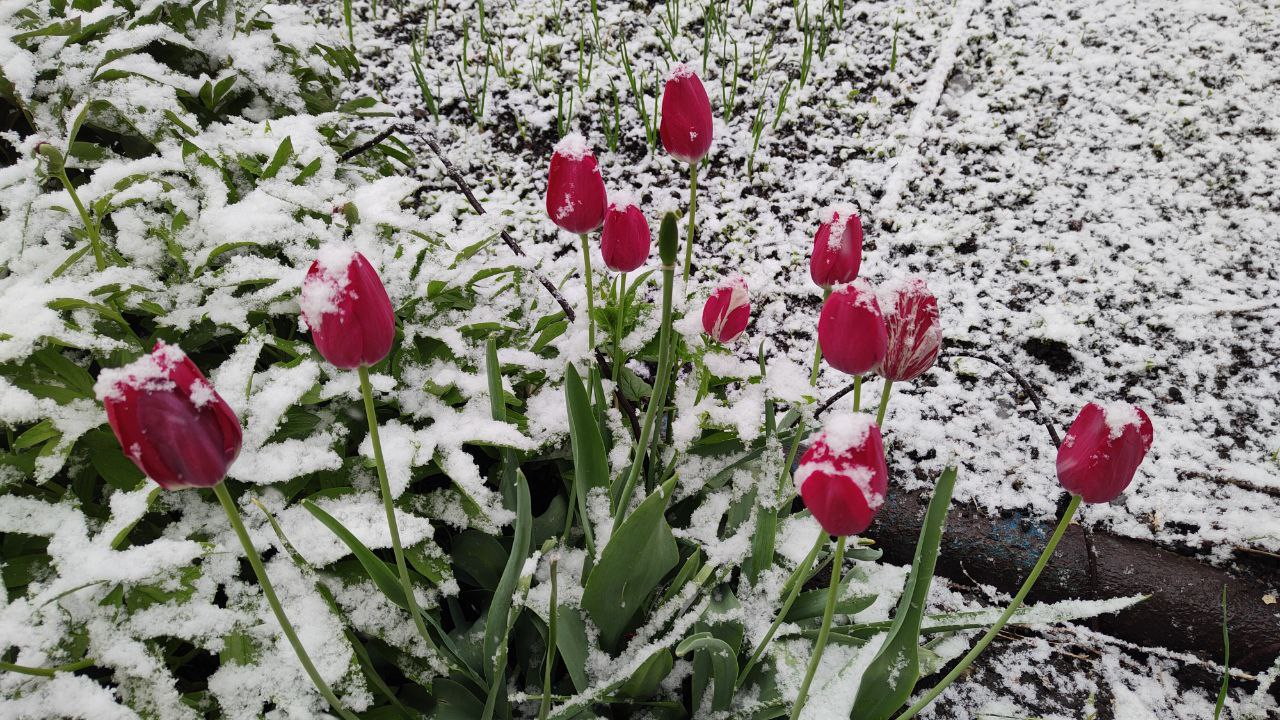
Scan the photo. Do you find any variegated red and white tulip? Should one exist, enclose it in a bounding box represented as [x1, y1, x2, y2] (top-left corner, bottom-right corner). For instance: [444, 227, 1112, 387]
[877, 277, 942, 382]
[797, 413, 889, 536]
[701, 275, 750, 343]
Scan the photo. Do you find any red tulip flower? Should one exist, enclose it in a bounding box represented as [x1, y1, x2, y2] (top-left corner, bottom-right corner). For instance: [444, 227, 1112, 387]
[797, 413, 889, 536]
[702, 275, 750, 343]
[95, 342, 242, 490]
[301, 246, 396, 370]
[600, 194, 651, 272]
[810, 208, 864, 289]
[660, 64, 714, 164]
[1057, 402, 1154, 504]
[818, 279, 888, 376]
[545, 133, 607, 234]
[877, 277, 942, 382]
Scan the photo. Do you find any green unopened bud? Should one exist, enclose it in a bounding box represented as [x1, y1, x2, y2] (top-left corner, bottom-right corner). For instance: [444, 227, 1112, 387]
[34, 142, 65, 173]
[658, 211, 679, 267]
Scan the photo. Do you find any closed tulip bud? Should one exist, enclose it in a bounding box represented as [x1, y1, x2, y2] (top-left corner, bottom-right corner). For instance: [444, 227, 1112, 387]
[301, 245, 396, 370]
[600, 194, 651, 272]
[545, 133, 607, 234]
[660, 63, 714, 164]
[658, 211, 679, 267]
[810, 207, 864, 289]
[95, 342, 242, 490]
[702, 275, 750, 343]
[1057, 402, 1154, 504]
[818, 279, 888, 376]
[797, 413, 889, 536]
[877, 277, 942, 382]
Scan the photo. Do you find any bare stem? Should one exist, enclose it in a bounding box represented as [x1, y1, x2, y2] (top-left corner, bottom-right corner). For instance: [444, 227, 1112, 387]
[358, 367, 440, 660]
[212, 482, 358, 720]
[789, 535, 845, 720]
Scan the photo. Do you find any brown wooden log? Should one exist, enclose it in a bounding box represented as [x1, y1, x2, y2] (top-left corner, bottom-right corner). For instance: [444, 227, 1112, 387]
[866, 490, 1280, 673]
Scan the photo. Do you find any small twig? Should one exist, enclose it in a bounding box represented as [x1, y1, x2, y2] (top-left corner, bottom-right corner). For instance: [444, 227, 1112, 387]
[339, 125, 400, 162]
[418, 130, 575, 319]
[417, 127, 640, 438]
[814, 381, 856, 419]
[1179, 470, 1280, 502]
[941, 347, 1062, 447]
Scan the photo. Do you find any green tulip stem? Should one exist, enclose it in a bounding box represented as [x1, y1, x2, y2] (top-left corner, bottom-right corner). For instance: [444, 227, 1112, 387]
[876, 380, 894, 426]
[212, 482, 358, 720]
[612, 272, 627, 386]
[895, 494, 1083, 720]
[539, 555, 559, 720]
[682, 162, 699, 287]
[809, 288, 832, 386]
[613, 262, 675, 528]
[789, 534, 846, 720]
[580, 234, 597, 354]
[358, 367, 439, 659]
[736, 532, 826, 689]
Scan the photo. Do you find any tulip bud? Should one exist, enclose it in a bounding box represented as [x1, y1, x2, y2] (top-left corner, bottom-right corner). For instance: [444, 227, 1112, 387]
[545, 133, 608, 234]
[95, 342, 243, 490]
[877, 277, 942, 382]
[600, 193, 651, 272]
[659, 63, 714, 164]
[658, 212, 679, 267]
[810, 207, 864, 289]
[796, 413, 889, 536]
[701, 275, 750, 343]
[301, 245, 396, 370]
[818, 279, 888, 376]
[1057, 402, 1154, 504]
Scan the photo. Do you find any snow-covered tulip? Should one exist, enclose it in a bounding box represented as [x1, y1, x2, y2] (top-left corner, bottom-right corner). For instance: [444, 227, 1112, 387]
[810, 208, 864, 289]
[796, 413, 889, 536]
[818, 279, 887, 376]
[545, 133, 607, 234]
[897, 402, 1155, 717]
[96, 354, 355, 718]
[96, 342, 242, 490]
[600, 195, 651, 272]
[301, 245, 396, 370]
[1057, 402, 1154, 504]
[701, 275, 750, 343]
[878, 277, 942, 382]
[660, 63, 714, 164]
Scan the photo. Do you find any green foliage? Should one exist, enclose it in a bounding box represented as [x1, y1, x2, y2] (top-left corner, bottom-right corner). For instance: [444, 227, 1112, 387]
[581, 478, 680, 654]
[850, 465, 958, 719]
[0, 2, 1139, 717]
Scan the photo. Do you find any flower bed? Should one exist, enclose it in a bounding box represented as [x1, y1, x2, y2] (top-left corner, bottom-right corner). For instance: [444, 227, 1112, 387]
[2, 0, 1277, 718]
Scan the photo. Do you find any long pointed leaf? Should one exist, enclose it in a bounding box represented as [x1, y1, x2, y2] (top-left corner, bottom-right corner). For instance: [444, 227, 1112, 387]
[581, 478, 679, 654]
[676, 632, 738, 712]
[487, 338, 519, 510]
[848, 465, 957, 719]
[483, 471, 531, 681]
[302, 499, 407, 609]
[564, 364, 608, 560]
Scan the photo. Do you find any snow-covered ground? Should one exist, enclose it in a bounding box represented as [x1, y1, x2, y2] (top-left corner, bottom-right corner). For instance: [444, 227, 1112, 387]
[332, 0, 1279, 561]
[312, 0, 1279, 713]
